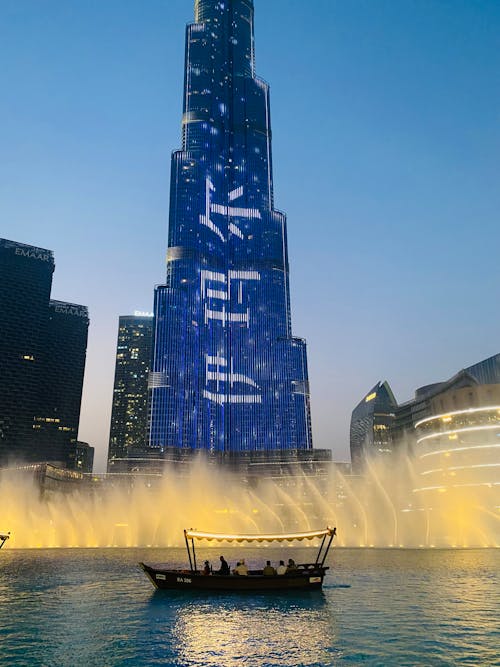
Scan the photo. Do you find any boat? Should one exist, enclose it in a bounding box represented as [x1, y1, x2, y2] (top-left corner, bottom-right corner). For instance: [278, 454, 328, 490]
[140, 526, 336, 592]
[0, 532, 10, 549]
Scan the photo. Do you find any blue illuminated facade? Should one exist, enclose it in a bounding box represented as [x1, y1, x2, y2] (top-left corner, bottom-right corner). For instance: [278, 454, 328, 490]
[148, 0, 313, 453]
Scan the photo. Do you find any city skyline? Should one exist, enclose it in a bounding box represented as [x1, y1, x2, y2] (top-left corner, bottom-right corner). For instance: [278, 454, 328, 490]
[1, 0, 499, 471]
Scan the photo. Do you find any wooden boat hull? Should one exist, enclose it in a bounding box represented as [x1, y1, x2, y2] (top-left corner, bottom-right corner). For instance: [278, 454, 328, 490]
[140, 563, 326, 592]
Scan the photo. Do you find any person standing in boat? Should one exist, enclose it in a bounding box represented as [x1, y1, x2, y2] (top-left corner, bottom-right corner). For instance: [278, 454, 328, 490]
[217, 555, 230, 575]
[203, 560, 211, 575]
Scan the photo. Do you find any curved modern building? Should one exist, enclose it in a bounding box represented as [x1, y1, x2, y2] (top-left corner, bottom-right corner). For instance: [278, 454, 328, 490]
[413, 385, 500, 494]
[148, 0, 313, 454]
[350, 353, 500, 481]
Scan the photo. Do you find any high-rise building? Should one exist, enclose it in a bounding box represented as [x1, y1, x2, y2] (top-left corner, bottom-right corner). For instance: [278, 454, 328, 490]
[0, 238, 89, 468]
[148, 0, 314, 455]
[35, 300, 89, 468]
[107, 314, 153, 470]
[0, 239, 55, 463]
[350, 381, 397, 473]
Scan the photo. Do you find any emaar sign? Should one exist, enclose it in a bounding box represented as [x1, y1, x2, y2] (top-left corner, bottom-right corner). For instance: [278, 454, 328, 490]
[15, 247, 51, 262]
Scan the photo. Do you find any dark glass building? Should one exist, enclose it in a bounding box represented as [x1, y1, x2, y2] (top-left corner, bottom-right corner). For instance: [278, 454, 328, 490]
[148, 0, 313, 454]
[107, 314, 153, 470]
[35, 300, 89, 468]
[350, 381, 398, 473]
[0, 238, 89, 468]
[74, 441, 95, 473]
[0, 239, 55, 464]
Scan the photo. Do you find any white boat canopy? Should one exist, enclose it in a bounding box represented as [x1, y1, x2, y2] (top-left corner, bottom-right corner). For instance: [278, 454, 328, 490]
[184, 527, 335, 543]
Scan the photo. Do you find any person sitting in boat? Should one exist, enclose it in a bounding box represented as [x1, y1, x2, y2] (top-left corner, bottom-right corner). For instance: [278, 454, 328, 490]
[233, 559, 248, 576]
[263, 560, 276, 576]
[217, 555, 230, 575]
[203, 560, 211, 575]
[286, 558, 298, 573]
[276, 560, 287, 575]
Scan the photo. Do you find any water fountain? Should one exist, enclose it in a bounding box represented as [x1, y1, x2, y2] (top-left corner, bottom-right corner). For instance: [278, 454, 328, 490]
[1, 450, 498, 548]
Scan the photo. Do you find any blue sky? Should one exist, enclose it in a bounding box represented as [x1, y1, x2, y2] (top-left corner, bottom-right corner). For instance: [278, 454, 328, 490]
[1, 0, 499, 471]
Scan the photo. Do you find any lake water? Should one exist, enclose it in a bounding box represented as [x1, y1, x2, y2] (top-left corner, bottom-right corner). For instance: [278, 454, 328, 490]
[0, 548, 498, 666]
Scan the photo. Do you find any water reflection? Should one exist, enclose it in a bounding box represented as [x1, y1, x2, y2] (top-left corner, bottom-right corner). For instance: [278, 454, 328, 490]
[149, 591, 337, 667]
[0, 548, 498, 666]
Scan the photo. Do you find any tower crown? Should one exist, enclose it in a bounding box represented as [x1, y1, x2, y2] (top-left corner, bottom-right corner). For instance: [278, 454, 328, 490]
[193, 0, 255, 78]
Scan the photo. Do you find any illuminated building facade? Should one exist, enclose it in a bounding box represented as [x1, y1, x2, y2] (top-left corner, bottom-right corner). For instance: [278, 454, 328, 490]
[108, 314, 153, 470]
[350, 381, 397, 473]
[393, 354, 500, 444]
[148, 0, 313, 454]
[0, 238, 89, 468]
[414, 385, 500, 495]
[350, 354, 500, 478]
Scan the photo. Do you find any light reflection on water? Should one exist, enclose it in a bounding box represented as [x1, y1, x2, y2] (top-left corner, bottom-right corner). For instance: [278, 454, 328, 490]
[168, 593, 336, 667]
[0, 548, 498, 666]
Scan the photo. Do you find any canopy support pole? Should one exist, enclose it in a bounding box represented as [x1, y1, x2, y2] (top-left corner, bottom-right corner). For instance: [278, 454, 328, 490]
[315, 533, 328, 566]
[191, 538, 197, 573]
[184, 529, 194, 572]
[320, 527, 336, 567]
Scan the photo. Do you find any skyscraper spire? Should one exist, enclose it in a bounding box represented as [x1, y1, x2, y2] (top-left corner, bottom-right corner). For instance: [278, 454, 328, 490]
[148, 0, 313, 453]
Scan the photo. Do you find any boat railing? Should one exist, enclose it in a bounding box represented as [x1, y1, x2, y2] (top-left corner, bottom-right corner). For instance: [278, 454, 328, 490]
[196, 571, 325, 578]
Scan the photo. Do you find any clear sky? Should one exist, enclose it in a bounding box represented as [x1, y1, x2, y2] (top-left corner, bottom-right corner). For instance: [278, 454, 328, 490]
[1, 0, 499, 472]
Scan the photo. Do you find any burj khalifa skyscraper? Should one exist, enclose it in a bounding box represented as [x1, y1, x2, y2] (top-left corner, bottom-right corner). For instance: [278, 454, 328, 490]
[148, 0, 313, 455]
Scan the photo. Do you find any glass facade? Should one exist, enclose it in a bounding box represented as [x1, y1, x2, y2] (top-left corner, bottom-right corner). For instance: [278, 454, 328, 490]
[414, 396, 500, 494]
[0, 239, 89, 468]
[108, 315, 153, 469]
[350, 381, 397, 473]
[148, 0, 313, 453]
[0, 239, 55, 463]
[35, 300, 89, 468]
